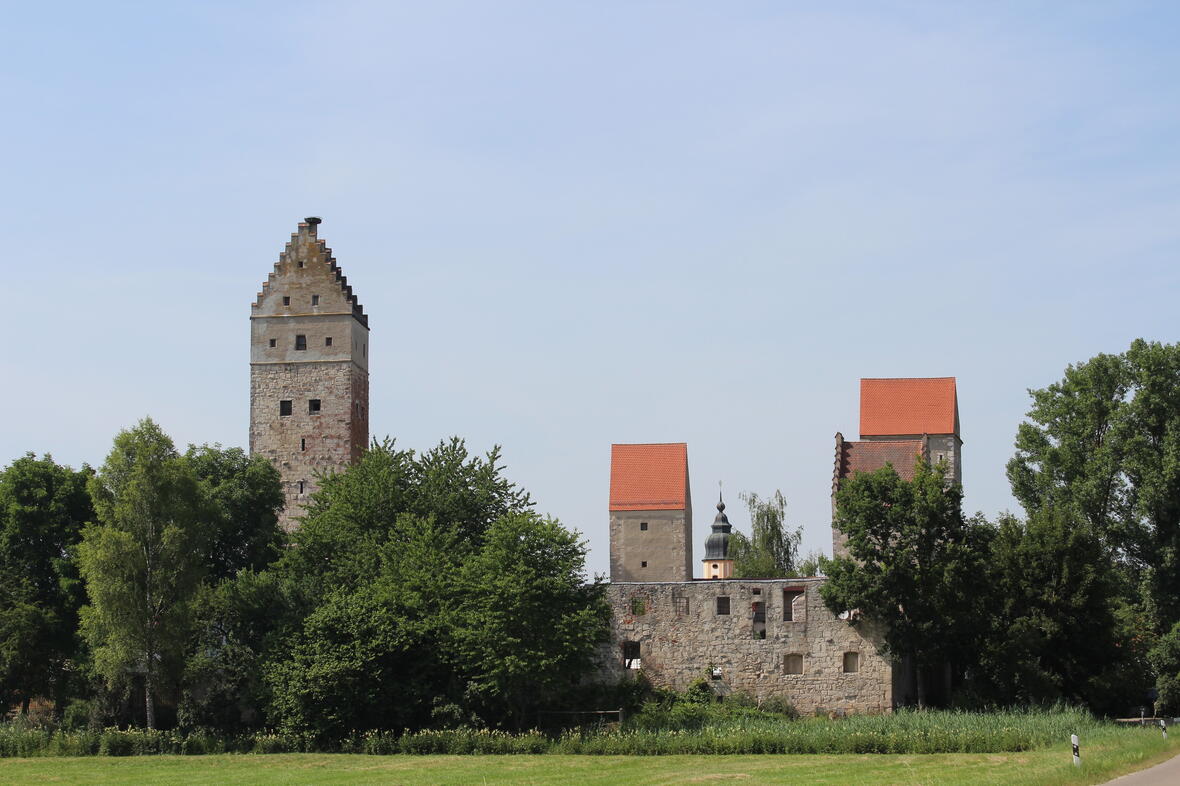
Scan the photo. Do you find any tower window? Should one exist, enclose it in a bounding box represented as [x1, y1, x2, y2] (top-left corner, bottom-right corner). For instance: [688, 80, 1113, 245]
[298, 480, 305, 496]
[295, 335, 307, 350]
[639, 522, 648, 531]
[309, 399, 321, 414]
[269, 338, 276, 348]
[300, 438, 306, 451]
[282, 296, 290, 306]
[312, 295, 319, 306]
[279, 400, 292, 416]
[716, 596, 730, 615]
[640, 561, 647, 568]
[325, 337, 333, 347]
[298, 260, 304, 268]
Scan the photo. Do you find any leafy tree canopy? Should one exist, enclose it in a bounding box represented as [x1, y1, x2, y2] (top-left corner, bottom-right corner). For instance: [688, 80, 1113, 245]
[0, 454, 93, 710]
[730, 490, 801, 578]
[820, 460, 991, 704]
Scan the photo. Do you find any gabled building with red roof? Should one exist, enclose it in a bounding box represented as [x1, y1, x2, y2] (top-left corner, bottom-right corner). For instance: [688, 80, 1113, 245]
[609, 443, 693, 582]
[831, 377, 961, 556]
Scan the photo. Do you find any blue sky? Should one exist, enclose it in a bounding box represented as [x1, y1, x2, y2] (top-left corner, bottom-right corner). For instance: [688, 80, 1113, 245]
[3, 2, 1178, 577]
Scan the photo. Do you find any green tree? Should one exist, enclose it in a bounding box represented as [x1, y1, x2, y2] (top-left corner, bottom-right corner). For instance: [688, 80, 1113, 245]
[0, 454, 93, 713]
[1149, 621, 1180, 714]
[78, 419, 207, 729]
[266, 438, 604, 736]
[1007, 340, 1180, 627]
[455, 512, 609, 728]
[184, 445, 284, 582]
[730, 490, 801, 578]
[974, 509, 1123, 707]
[820, 460, 991, 706]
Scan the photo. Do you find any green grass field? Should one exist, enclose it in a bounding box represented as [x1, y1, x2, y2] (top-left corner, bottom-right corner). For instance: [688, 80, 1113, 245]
[0, 731, 1173, 785]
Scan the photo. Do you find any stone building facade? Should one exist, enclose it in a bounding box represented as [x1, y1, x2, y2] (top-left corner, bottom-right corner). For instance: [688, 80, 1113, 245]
[601, 577, 893, 715]
[249, 218, 370, 530]
[602, 442, 895, 714]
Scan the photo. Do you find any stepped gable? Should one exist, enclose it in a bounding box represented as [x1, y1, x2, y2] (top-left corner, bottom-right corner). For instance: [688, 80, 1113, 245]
[860, 377, 957, 437]
[609, 443, 688, 511]
[834, 434, 928, 483]
[252, 218, 367, 326]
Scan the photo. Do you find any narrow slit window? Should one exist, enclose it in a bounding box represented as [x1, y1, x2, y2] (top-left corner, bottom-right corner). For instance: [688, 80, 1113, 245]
[308, 399, 321, 414]
[298, 480, 305, 495]
[295, 335, 307, 351]
[716, 596, 730, 615]
[311, 294, 319, 306]
[279, 400, 292, 416]
[300, 438, 306, 451]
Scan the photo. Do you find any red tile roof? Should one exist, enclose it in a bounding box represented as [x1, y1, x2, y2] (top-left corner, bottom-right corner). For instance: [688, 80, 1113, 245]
[860, 377, 958, 437]
[610, 443, 688, 511]
[836, 439, 926, 482]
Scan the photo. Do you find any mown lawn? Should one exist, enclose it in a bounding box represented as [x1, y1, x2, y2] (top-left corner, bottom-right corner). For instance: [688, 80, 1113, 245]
[0, 731, 1174, 785]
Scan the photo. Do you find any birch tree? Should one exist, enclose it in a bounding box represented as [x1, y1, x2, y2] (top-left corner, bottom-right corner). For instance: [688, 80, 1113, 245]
[79, 419, 206, 729]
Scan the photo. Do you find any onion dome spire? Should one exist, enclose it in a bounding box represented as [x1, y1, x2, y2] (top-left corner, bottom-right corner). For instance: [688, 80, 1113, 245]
[704, 490, 733, 560]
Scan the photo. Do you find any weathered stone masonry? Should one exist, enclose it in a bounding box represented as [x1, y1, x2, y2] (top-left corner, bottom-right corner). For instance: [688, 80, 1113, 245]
[601, 579, 892, 715]
[249, 218, 369, 530]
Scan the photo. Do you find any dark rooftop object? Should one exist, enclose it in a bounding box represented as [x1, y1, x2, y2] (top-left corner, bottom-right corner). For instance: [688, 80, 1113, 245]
[703, 493, 733, 561]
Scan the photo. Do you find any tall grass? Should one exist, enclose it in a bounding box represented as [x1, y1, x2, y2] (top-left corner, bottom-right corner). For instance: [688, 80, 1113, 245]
[0, 706, 1135, 757]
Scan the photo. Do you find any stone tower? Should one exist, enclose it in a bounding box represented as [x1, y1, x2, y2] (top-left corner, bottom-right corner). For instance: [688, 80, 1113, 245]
[608, 443, 692, 582]
[250, 217, 369, 530]
[831, 377, 960, 556]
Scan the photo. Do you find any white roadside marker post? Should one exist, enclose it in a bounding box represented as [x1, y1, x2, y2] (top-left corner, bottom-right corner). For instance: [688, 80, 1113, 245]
[1072, 734, 1081, 766]
[1160, 719, 1168, 739]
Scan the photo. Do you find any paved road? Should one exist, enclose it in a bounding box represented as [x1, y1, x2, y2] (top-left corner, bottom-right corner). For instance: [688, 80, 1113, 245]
[1104, 750, 1180, 785]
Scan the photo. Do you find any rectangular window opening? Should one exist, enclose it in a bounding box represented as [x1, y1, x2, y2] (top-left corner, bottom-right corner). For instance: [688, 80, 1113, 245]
[716, 596, 730, 615]
[279, 400, 292, 416]
[308, 399, 321, 414]
[622, 641, 641, 670]
[282, 296, 290, 306]
[752, 601, 766, 639]
[311, 294, 319, 306]
[640, 561, 647, 568]
[325, 337, 333, 346]
[639, 521, 648, 531]
[843, 652, 860, 673]
[783, 589, 804, 622]
[673, 595, 689, 616]
[630, 597, 646, 616]
[300, 438, 306, 452]
[268, 338, 276, 348]
[295, 334, 307, 351]
[784, 653, 804, 675]
[298, 480, 305, 496]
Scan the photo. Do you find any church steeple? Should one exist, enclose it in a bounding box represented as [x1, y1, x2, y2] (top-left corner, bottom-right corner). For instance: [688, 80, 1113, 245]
[702, 491, 735, 579]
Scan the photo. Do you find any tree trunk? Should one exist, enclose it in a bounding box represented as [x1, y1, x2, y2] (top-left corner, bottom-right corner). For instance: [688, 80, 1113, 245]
[916, 664, 927, 709]
[20, 696, 30, 716]
[145, 671, 155, 730]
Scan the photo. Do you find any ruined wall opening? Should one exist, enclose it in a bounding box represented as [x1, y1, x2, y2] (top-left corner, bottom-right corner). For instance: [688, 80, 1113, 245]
[751, 601, 766, 639]
[783, 589, 804, 622]
[784, 653, 804, 675]
[843, 652, 860, 673]
[279, 400, 292, 416]
[622, 640, 641, 669]
[716, 596, 730, 615]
